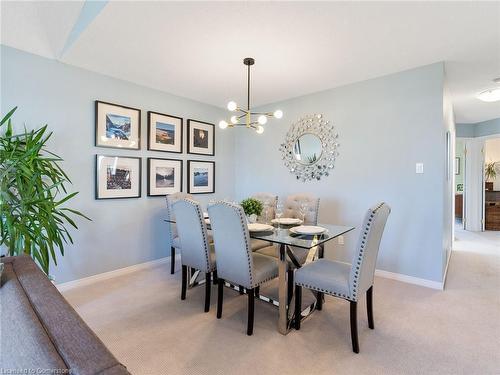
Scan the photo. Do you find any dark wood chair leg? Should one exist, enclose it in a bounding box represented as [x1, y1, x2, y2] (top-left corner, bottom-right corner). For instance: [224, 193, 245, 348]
[350, 301, 359, 353]
[367, 286, 374, 329]
[213, 270, 218, 285]
[170, 247, 176, 274]
[247, 288, 255, 336]
[181, 265, 187, 300]
[239, 285, 245, 295]
[255, 286, 260, 298]
[204, 272, 211, 313]
[294, 285, 302, 330]
[287, 269, 294, 305]
[217, 278, 224, 319]
[316, 292, 323, 311]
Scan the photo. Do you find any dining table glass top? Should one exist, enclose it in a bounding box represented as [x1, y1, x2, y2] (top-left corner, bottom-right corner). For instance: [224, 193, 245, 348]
[165, 217, 354, 250]
[250, 224, 354, 249]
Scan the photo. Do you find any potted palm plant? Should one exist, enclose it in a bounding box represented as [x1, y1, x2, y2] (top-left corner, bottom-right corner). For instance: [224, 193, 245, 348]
[485, 161, 498, 191]
[0, 107, 89, 277]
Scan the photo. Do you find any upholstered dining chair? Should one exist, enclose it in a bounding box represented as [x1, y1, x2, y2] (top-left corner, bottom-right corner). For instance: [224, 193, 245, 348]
[294, 202, 391, 353]
[250, 192, 278, 252]
[166, 193, 193, 274]
[207, 202, 279, 336]
[256, 193, 320, 299]
[172, 199, 216, 313]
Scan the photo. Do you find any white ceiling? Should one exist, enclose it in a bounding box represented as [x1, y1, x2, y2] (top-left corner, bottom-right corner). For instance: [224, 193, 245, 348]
[1, 1, 499, 124]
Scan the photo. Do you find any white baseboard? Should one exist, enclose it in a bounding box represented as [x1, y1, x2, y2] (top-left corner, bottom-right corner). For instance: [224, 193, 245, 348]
[56, 256, 444, 292]
[374, 269, 444, 290]
[56, 257, 169, 292]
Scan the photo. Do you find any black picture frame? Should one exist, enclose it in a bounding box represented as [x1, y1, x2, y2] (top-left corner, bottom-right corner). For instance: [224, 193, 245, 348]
[95, 155, 142, 199]
[187, 160, 215, 194]
[187, 119, 215, 156]
[95, 100, 141, 150]
[147, 111, 183, 153]
[147, 157, 183, 197]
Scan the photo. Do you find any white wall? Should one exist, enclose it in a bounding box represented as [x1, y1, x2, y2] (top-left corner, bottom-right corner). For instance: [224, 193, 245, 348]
[1, 46, 234, 283]
[234, 63, 448, 283]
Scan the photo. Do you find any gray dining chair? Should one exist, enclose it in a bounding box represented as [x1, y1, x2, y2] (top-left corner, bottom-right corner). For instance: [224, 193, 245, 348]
[250, 192, 278, 252]
[294, 202, 391, 353]
[166, 193, 193, 274]
[256, 193, 320, 300]
[172, 198, 216, 312]
[207, 202, 279, 336]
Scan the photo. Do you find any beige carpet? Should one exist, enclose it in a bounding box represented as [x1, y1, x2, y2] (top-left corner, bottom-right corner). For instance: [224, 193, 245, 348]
[63, 229, 500, 375]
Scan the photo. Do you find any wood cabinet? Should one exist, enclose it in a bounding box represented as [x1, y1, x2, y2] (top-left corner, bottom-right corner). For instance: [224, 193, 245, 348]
[485, 191, 500, 231]
[455, 194, 463, 219]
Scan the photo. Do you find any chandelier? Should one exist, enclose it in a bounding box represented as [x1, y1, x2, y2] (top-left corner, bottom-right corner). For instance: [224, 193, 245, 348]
[218, 57, 283, 134]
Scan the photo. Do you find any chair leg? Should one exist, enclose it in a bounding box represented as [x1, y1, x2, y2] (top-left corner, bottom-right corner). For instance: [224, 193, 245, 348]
[287, 269, 294, 305]
[294, 285, 302, 330]
[350, 301, 359, 353]
[181, 265, 187, 300]
[170, 247, 176, 274]
[255, 286, 260, 298]
[204, 272, 211, 313]
[213, 270, 218, 285]
[367, 286, 374, 329]
[239, 285, 245, 295]
[217, 278, 224, 319]
[316, 292, 323, 311]
[247, 288, 255, 336]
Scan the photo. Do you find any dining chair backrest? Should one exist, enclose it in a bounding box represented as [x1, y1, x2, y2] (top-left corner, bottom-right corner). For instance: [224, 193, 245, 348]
[166, 193, 193, 245]
[284, 194, 320, 225]
[207, 202, 255, 289]
[349, 202, 391, 300]
[252, 192, 278, 222]
[172, 198, 212, 272]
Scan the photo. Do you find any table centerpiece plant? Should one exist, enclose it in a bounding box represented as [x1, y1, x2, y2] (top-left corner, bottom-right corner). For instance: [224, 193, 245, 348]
[0, 107, 90, 277]
[240, 198, 263, 223]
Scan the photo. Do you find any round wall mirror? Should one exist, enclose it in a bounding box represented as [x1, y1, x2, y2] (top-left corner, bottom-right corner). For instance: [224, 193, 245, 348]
[293, 133, 322, 165]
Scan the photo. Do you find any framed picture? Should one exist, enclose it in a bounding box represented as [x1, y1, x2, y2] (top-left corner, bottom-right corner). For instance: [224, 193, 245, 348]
[95, 101, 141, 150]
[187, 119, 215, 156]
[147, 111, 183, 153]
[455, 157, 460, 175]
[187, 160, 215, 194]
[147, 158, 182, 196]
[95, 155, 141, 199]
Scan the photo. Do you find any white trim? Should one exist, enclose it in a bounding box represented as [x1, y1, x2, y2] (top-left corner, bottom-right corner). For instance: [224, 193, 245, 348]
[374, 269, 443, 290]
[56, 257, 169, 292]
[441, 248, 453, 290]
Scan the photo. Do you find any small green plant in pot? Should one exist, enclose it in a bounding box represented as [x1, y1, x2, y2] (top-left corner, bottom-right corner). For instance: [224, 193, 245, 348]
[240, 198, 263, 223]
[485, 161, 498, 182]
[0, 107, 90, 277]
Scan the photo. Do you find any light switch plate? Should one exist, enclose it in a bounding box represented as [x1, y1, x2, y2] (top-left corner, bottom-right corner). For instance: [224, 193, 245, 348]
[416, 163, 424, 174]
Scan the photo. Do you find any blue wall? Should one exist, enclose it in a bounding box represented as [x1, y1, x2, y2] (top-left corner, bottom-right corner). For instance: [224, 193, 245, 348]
[1, 45, 233, 283]
[456, 118, 500, 138]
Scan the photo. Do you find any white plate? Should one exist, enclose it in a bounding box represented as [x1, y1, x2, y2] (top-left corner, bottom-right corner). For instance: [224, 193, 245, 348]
[248, 223, 274, 232]
[289, 225, 326, 235]
[271, 218, 303, 225]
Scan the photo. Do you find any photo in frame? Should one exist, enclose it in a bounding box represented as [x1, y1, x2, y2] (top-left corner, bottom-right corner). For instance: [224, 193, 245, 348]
[147, 158, 183, 196]
[95, 155, 141, 199]
[187, 119, 215, 156]
[187, 160, 215, 194]
[95, 101, 141, 150]
[147, 111, 183, 153]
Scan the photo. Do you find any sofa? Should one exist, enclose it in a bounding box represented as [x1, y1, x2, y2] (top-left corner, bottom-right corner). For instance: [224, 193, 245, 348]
[0, 255, 130, 374]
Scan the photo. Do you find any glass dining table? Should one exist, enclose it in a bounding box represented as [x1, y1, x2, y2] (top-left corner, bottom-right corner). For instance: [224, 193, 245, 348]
[166, 217, 354, 335]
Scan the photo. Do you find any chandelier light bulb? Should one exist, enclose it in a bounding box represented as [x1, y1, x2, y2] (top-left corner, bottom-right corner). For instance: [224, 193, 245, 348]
[230, 115, 238, 124]
[256, 125, 264, 134]
[218, 120, 228, 129]
[258, 115, 268, 125]
[273, 110, 283, 119]
[227, 101, 237, 111]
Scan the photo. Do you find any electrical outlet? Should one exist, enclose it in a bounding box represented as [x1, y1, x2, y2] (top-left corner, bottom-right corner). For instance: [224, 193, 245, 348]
[338, 236, 344, 245]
